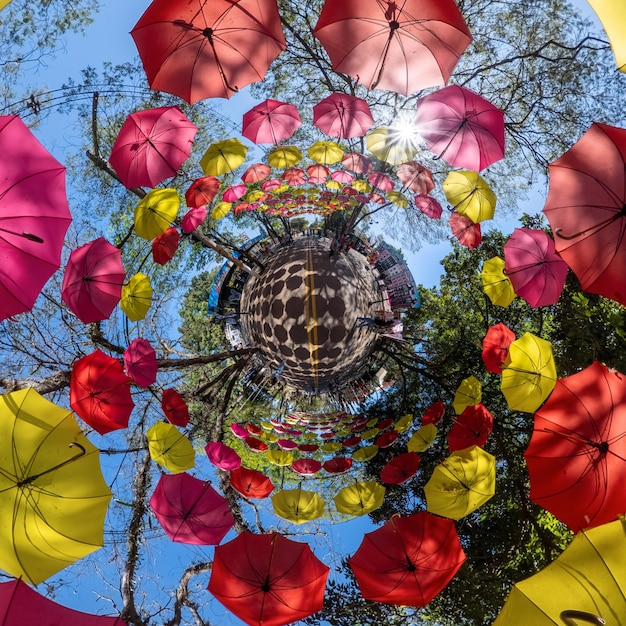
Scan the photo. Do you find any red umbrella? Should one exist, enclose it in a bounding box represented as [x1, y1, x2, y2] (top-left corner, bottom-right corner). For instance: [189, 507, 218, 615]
[503, 228, 568, 307]
[414, 194, 443, 219]
[313, 0, 471, 96]
[323, 457, 352, 474]
[449, 211, 482, 248]
[208, 532, 329, 626]
[298, 443, 319, 453]
[0, 578, 125, 625]
[313, 92, 374, 139]
[422, 401, 445, 425]
[482, 323, 515, 374]
[205, 441, 241, 471]
[241, 163, 271, 183]
[415, 85, 506, 171]
[245, 436, 268, 453]
[70, 349, 134, 435]
[242, 99, 301, 144]
[375, 429, 399, 448]
[149, 472, 234, 545]
[291, 458, 322, 476]
[123, 338, 158, 388]
[230, 466, 274, 498]
[543, 122, 626, 305]
[61, 237, 125, 324]
[131, 0, 286, 103]
[161, 388, 189, 426]
[525, 361, 626, 531]
[380, 452, 421, 485]
[152, 227, 180, 265]
[185, 176, 220, 207]
[447, 404, 493, 451]
[348, 511, 466, 605]
[109, 106, 197, 189]
[0, 115, 71, 321]
[397, 161, 435, 194]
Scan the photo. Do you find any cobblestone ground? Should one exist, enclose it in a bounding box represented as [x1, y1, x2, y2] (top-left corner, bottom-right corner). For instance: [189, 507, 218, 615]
[240, 235, 382, 391]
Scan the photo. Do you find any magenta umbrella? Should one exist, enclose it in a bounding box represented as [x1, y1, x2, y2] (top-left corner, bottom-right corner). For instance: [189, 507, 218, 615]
[109, 106, 198, 189]
[123, 338, 158, 388]
[242, 99, 301, 144]
[205, 441, 241, 470]
[0, 115, 72, 321]
[415, 85, 505, 171]
[503, 228, 568, 307]
[414, 194, 443, 218]
[313, 92, 374, 139]
[61, 237, 125, 324]
[150, 472, 234, 545]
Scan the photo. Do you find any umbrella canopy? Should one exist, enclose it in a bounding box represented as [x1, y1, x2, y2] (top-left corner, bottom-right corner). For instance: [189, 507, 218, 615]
[200, 138, 248, 176]
[161, 388, 189, 426]
[229, 466, 274, 498]
[70, 349, 134, 435]
[272, 489, 326, 524]
[313, 92, 374, 139]
[0, 578, 124, 625]
[208, 532, 329, 626]
[242, 163, 271, 183]
[313, 0, 471, 95]
[422, 401, 446, 425]
[205, 441, 241, 470]
[61, 237, 125, 324]
[449, 211, 482, 248]
[482, 322, 516, 374]
[493, 518, 626, 626]
[447, 403, 493, 451]
[397, 161, 435, 194]
[453, 375, 482, 414]
[0, 388, 112, 584]
[149, 472, 234, 545]
[267, 145, 302, 168]
[425, 445, 496, 520]
[146, 422, 195, 473]
[481, 256, 516, 307]
[185, 176, 220, 207]
[323, 457, 352, 474]
[342, 152, 373, 173]
[308, 140, 344, 165]
[543, 122, 626, 306]
[152, 227, 179, 265]
[131, 0, 286, 103]
[407, 424, 437, 453]
[266, 449, 294, 466]
[380, 452, 421, 485]
[123, 338, 158, 388]
[503, 228, 568, 308]
[442, 170, 497, 223]
[0, 115, 72, 321]
[349, 511, 466, 606]
[334, 481, 386, 517]
[415, 85, 506, 171]
[109, 106, 197, 189]
[366, 126, 418, 165]
[525, 362, 626, 532]
[242, 99, 301, 144]
[181, 206, 207, 232]
[120, 272, 152, 322]
[291, 458, 322, 476]
[501, 332, 557, 413]
[587, 0, 626, 72]
[134, 188, 179, 240]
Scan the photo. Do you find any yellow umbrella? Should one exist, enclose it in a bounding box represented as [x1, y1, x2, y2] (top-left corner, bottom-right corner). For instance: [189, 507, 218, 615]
[261, 432, 278, 443]
[334, 481, 386, 517]
[387, 190, 408, 207]
[267, 146, 302, 169]
[146, 422, 195, 473]
[361, 428, 380, 441]
[212, 201, 232, 220]
[120, 272, 152, 321]
[587, 0, 626, 72]
[501, 332, 557, 413]
[366, 418, 379, 428]
[352, 180, 373, 193]
[200, 138, 248, 176]
[494, 518, 626, 625]
[366, 127, 418, 165]
[352, 445, 379, 462]
[442, 170, 496, 223]
[308, 141, 344, 165]
[407, 424, 437, 453]
[325, 180, 342, 190]
[424, 445, 495, 520]
[134, 188, 179, 240]
[453, 375, 482, 414]
[272, 489, 326, 524]
[481, 257, 516, 307]
[321, 442, 342, 453]
[0, 388, 112, 584]
[394, 413, 414, 432]
[0, 0, 13, 10]
[267, 450, 294, 466]
[247, 190, 265, 202]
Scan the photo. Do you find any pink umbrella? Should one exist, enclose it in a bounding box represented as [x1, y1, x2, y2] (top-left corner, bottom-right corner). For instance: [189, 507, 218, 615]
[313, 92, 374, 139]
[61, 237, 125, 324]
[242, 99, 301, 144]
[222, 184, 248, 202]
[0, 115, 71, 321]
[414, 194, 443, 218]
[449, 211, 482, 248]
[447, 404, 493, 451]
[282, 167, 306, 185]
[123, 338, 158, 388]
[342, 153, 373, 173]
[185, 176, 220, 207]
[181, 206, 208, 233]
[306, 164, 330, 184]
[109, 106, 198, 189]
[415, 85, 505, 171]
[397, 161, 435, 194]
[150, 472, 234, 545]
[152, 227, 180, 265]
[331, 170, 354, 184]
[503, 228, 568, 307]
[291, 458, 322, 476]
[242, 163, 271, 183]
[161, 388, 189, 426]
[277, 439, 298, 450]
[205, 441, 241, 470]
[230, 423, 248, 439]
[367, 171, 394, 191]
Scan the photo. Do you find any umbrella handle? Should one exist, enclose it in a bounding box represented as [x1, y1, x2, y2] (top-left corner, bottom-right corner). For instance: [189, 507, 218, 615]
[560, 610, 606, 626]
